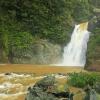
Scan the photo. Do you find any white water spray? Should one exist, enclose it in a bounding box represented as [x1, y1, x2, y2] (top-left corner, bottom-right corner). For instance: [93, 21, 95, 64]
[62, 22, 90, 67]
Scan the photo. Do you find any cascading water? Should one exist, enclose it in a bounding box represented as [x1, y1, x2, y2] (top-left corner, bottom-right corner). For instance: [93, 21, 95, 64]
[62, 22, 90, 67]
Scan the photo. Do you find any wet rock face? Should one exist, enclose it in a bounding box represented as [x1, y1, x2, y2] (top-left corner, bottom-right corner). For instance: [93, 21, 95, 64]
[95, 82, 100, 93]
[0, 49, 9, 63]
[9, 40, 62, 64]
[88, 15, 99, 32]
[86, 10, 100, 68]
[88, 20, 97, 32]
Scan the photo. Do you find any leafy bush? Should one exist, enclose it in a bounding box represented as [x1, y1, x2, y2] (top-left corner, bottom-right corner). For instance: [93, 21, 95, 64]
[67, 72, 100, 88]
[8, 32, 33, 49]
[0, 0, 94, 45]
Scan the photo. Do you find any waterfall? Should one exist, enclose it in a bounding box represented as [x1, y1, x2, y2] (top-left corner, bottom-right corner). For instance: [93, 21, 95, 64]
[62, 22, 90, 67]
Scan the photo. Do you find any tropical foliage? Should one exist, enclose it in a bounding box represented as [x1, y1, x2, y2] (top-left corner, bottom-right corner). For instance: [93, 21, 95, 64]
[0, 0, 99, 64]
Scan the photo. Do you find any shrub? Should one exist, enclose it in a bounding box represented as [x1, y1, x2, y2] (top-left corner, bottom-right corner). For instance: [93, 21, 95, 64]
[67, 72, 100, 88]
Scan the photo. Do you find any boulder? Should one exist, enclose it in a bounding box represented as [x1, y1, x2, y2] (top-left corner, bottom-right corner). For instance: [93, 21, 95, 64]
[25, 76, 74, 100]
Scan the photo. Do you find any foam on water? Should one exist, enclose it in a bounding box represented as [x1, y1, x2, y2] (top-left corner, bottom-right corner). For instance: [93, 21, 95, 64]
[0, 73, 68, 100]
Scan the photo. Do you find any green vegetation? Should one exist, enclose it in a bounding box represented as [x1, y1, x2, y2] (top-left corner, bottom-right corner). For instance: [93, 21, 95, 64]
[67, 72, 100, 100]
[87, 27, 100, 66]
[67, 72, 100, 88]
[0, 0, 99, 64]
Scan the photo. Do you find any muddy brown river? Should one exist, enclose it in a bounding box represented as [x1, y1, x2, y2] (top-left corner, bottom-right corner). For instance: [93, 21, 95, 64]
[0, 64, 84, 100]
